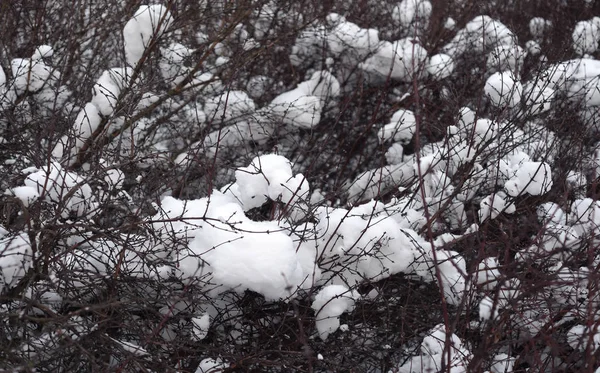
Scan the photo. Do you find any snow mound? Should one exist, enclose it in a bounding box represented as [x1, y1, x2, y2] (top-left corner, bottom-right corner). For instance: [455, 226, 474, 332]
[360, 38, 428, 82]
[426, 54, 455, 79]
[392, 0, 433, 30]
[327, 17, 379, 58]
[195, 358, 229, 373]
[204, 90, 255, 122]
[442, 15, 516, 58]
[484, 71, 522, 108]
[123, 5, 174, 66]
[504, 161, 552, 197]
[395, 324, 471, 373]
[0, 231, 33, 294]
[311, 285, 358, 340]
[5, 186, 40, 207]
[24, 162, 98, 218]
[231, 154, 309, 211]
[193, 217, 304, 300]
[377, 109, 417, 143]
[572, 19, 600, 55]
[269, 71, 339, 129]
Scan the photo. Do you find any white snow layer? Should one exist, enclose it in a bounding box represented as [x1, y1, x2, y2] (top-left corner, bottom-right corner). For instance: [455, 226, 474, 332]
[311, 285, 358, 340]
[392, 0, 433, 30]
[269, 71, 340, 129]
[442, 15, 516, 58]
[195, 358, 229, 373]
[231, 153, 309, 210]
[395, 323, 471, 373]
[123, 5, 174, 66]
[426, 54, 455, 79]
[5, 186, 40, 207]
[204, 90, 255, 122]
[484, 71, 522, 108]
[24, 162, 98, 218]
[0, 231, 33, 294]
[378, 109, 417, 143]
[572, 19, 600, 55]
[360, 38, 428, 81]
[504, 161, 552, 197]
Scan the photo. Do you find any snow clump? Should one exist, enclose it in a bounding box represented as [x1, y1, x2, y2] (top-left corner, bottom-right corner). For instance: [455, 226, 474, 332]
[123, 5, 174, 66]
[311, 285, 359, 340]
[484, 71, 522, 108]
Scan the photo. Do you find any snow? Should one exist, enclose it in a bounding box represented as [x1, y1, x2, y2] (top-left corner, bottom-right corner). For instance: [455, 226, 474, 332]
[123, 5, 174, 66]
[311, 285, 358, 340]
[111, 338, 148, 356]
[504, 161, 552, 197]
[32, 45, 54, 61]
[53, 103, 102, 163]
[269, 88, 322, 129]
[479, 192, 515, 221]
[268, 71, 339, 129]
[434, 249, 467, 306]
[426, 54, 455, 79]
[153, 174, 307, 300]
[486, 44, 525, 73]
[396, 324, 471, 373]
[193, 217, 304, 300]
[196, 31, 209, 44]
[232, 154, 309, 210]
[5, 186, 40, 207]
[246, 75, 271, 99]
[7, 2, 600, 369]
[491, 353, 515, 373]
[296, 70, 341, 101]
[393, 0, 433, 30]
[0, 232, 33, 293]
[475, 257, 501, 291]
[327, 18, 379, 58]
[537, 202, 566, 226]
[378, 109, 417, 144]
[24, 162, 98, 218]
[442, 15, 516, 57]
[91, 69, 133, 116]
[529, 17, 551, 39]
[541, 59, 600, 107]
[315, 205, 417, 285]
[525, 40, 542, 55]
[195, 358, 229, 373]
[104, 168, 125, 190]
[360, 38, 428, 82]
[289, 25, 327, 66]
[385, 143, 404, 164]
[567, 324, 600, 352]
[479, 296, 497, 321]
[11, 57, 52, 94]
[0, 65, 5, 87]
[484, 71, 522, 108]
[522, 81, 555, 115]
[204, 90, 255, 122]
[160, 42, 195, 86]
[472, 118, 497, 146]
[572, 20, 600, 55]
[191, 314, 210, 340]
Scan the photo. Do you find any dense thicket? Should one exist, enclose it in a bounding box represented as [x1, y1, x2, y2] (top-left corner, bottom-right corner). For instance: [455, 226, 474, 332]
[2, 1, 600, 372]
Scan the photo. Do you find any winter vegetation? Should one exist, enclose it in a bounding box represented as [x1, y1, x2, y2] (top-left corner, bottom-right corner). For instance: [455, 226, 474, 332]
[2, 0, 600, 372]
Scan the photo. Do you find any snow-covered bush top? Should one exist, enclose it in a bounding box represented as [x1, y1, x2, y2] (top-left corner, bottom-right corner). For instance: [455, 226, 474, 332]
[2, 0, 600, 372]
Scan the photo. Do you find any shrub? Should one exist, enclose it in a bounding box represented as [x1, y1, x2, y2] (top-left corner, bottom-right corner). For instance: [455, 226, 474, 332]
[1, 0, 600, 372]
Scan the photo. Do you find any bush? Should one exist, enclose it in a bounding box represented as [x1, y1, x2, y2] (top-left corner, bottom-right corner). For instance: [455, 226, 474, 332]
[1, 0, 600, 372]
